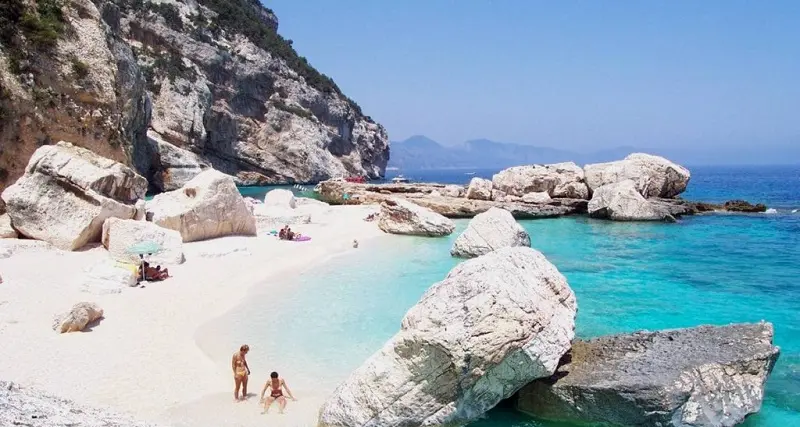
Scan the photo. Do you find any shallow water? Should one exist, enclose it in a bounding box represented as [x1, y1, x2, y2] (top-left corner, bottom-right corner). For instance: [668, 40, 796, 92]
[210, 211, 799, 426]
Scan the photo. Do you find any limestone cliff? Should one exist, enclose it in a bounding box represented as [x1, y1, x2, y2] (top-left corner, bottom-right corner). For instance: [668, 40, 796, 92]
[0, 0, 389, 195]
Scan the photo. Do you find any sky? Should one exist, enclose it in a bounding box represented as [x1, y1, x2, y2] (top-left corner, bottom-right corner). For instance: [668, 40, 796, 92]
[265, 1, 799, 163]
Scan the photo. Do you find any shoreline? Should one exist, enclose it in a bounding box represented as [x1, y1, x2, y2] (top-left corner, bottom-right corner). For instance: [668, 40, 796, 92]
[0, 204, 385, 427]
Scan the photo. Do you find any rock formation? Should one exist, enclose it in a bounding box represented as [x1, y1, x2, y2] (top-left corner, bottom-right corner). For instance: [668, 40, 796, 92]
[584, 153, 691, 198]
[451, 207, 530, 258]
[101, 218, 185, 265]
[443, 184, 465, 198]
[723, 200, 768, 213]
[466, 177, 493, 200]
[522, 192, 552, 204]
[377, 198, 455, 237]
[318, 247, 577, 427]
[1, 142, 147, 250]
[588, 180, 673, 221]
[0, 380, 159, 427]
[517, 323, 780, 427]
[0, 0, 388, 195]
[146, 169, 256, 242]
[492, 162, 589, 199]
[263, 189, 297, 209]
[52, 302, 104, 333]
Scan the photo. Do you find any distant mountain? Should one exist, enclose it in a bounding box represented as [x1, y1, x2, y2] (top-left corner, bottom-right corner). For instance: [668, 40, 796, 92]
[388, 136, 637, 170]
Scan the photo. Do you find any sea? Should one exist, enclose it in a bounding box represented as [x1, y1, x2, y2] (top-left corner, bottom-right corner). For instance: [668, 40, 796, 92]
[214, 165, 800, 426]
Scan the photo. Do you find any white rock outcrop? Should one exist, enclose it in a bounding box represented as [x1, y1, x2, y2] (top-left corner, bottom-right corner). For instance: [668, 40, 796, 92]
[1, 143, 147, 250]
[82, 262, 138, 294]
[584, 153, 691, 198]
[52, 302, 104, 333]
[101, 218, 185, 265]
[318, 247, 577, 427]
[263, 189, 297, 209]
[253, 205, 311, 231]
[146, 170, 257, 242]
[522, 192, 553, 204]
[442, 185, 465, 198]
[148, 131, 210, 191]
[451, 207, 531, 258]
[377, 198, 455, 237]
[466, 177, 493, 201]
[0, 214, 17, 238]
[588, 180, 672, 221]
[492, 162, 589, 199]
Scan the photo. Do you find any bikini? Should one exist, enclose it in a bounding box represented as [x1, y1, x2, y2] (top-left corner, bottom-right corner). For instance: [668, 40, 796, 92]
[270, 378, 283, 398]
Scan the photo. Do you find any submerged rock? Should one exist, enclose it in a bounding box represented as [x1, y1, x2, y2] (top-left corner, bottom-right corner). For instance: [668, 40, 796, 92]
[318, 247, 577, 427]
[101, 218, 185, 265]
[52, 302, 104, 333]
[378, 198, 455, 237]
[451, 207, 530, 258]
[517, 322, 780, 427]
[466, 177, 493, 200]
[723, 200, 768, 213]
[146, 170, 257, 242]
[584, 153, 691, 198]
[492, 162, 589, 199]
[588, 180, 673, 221]
[1, 142, 147, 250]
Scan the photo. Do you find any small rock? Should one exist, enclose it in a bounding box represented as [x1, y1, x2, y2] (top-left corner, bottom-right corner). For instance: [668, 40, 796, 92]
[52, 302, 104, 333]
[377, 198, 455, 237]
[466, 177, 493, 201]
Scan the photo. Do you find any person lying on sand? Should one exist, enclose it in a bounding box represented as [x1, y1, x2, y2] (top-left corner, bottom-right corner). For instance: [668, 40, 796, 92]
[260, 371, 296, 414]
[139, 261, 169, 281]
[278, 225, 288, 240]
[232, 345, 251, 402]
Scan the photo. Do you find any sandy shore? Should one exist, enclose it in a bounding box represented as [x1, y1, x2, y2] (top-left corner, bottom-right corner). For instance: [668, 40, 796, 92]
[0, 204, 386, 427]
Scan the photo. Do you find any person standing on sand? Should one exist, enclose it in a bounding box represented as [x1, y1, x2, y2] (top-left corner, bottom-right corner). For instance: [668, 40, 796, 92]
[232, 345, 251, 402]
[259, 371, 296, 414]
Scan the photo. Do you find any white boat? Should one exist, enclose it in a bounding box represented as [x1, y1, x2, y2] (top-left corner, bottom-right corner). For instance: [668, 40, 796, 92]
[465, 172, 476, 175]
[391, 175, 410, 183]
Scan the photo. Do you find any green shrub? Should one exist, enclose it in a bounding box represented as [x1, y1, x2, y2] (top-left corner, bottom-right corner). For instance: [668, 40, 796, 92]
[72, 58, 89, 79]
[148, 3, 183, 32]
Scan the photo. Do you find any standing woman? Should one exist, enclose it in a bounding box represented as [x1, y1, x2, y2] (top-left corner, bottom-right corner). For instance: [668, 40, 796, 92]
[232, 344, 251, 402]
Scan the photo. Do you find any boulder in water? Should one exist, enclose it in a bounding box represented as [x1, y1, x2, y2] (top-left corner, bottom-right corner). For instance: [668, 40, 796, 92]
[378, 198, 455, 237]
[517, 322, 780, 427]
[145, 170, 257, 242]
[588, 180, 673, 221]
[318, 247, 577, 427]
[451, 207, 530, 258]
[584, 153, 691, 198]
[1, 142, 147, 250]
[492, 162, 589, 199]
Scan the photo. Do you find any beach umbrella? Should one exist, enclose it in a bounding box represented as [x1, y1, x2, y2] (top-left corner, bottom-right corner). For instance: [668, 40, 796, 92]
[126, 241, 163, 255]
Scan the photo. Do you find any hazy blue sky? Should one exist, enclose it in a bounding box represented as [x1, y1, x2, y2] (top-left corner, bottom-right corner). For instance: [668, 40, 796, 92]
[266, 1, 799, 162]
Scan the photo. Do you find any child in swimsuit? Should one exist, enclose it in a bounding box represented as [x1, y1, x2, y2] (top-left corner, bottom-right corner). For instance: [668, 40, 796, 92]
[260, 371, 296, 414]
[232, 345, 250, 402]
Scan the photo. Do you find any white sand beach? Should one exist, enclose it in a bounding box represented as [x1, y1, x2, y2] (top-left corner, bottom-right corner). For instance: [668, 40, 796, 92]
[0, 204, 386, 427]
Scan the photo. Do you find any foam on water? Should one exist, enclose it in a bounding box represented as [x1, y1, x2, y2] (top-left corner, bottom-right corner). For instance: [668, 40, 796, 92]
[206, 212, 800, 426]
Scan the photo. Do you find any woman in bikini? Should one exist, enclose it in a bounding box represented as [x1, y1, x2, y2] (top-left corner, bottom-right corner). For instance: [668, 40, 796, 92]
[231, 345, 250, 402]
[259, 371, 296, 414]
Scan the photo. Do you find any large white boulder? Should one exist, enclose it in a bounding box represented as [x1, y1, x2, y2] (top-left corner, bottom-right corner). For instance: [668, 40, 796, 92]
[1, 142, 147, 250]
[146, 170, 257, 242]
[318, 247, 577, 427]
[442, 185, 465, 198]
[588, 180, 672, 221]
[52, 302, 104, 334]
[253, 205, 311, 231]
[101, 218, 185, 265]
[451, 207, 531, 258]
[263, 189, 296, 209]
[465, 177, 493, 201]
[378, 198, 455, 237]
[0, 214, 17, 239]
[82, 262, 138, 294]
[584, 153, 691, 198]
[492, 162, 589, 199]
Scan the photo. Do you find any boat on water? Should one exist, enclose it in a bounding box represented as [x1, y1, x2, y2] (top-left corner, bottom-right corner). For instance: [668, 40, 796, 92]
[391, 175, 410, 183]
[465, 172, 476, 175]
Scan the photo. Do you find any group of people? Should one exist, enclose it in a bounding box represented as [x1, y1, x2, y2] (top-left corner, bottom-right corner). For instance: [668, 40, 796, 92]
[232, 345, 296, 414]
[138, 258, 169, 282]
[278, 225, 301, 241]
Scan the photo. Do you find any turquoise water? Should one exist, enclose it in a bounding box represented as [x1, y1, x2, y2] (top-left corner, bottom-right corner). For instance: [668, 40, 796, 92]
[207, 166, 800, 426]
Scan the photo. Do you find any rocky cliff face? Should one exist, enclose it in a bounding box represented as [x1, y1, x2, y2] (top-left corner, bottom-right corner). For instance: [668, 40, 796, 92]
[0, 0, 388, 195]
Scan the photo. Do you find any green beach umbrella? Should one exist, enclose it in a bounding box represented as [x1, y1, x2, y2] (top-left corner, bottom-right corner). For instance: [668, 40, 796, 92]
[126, 241, 163, 256]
